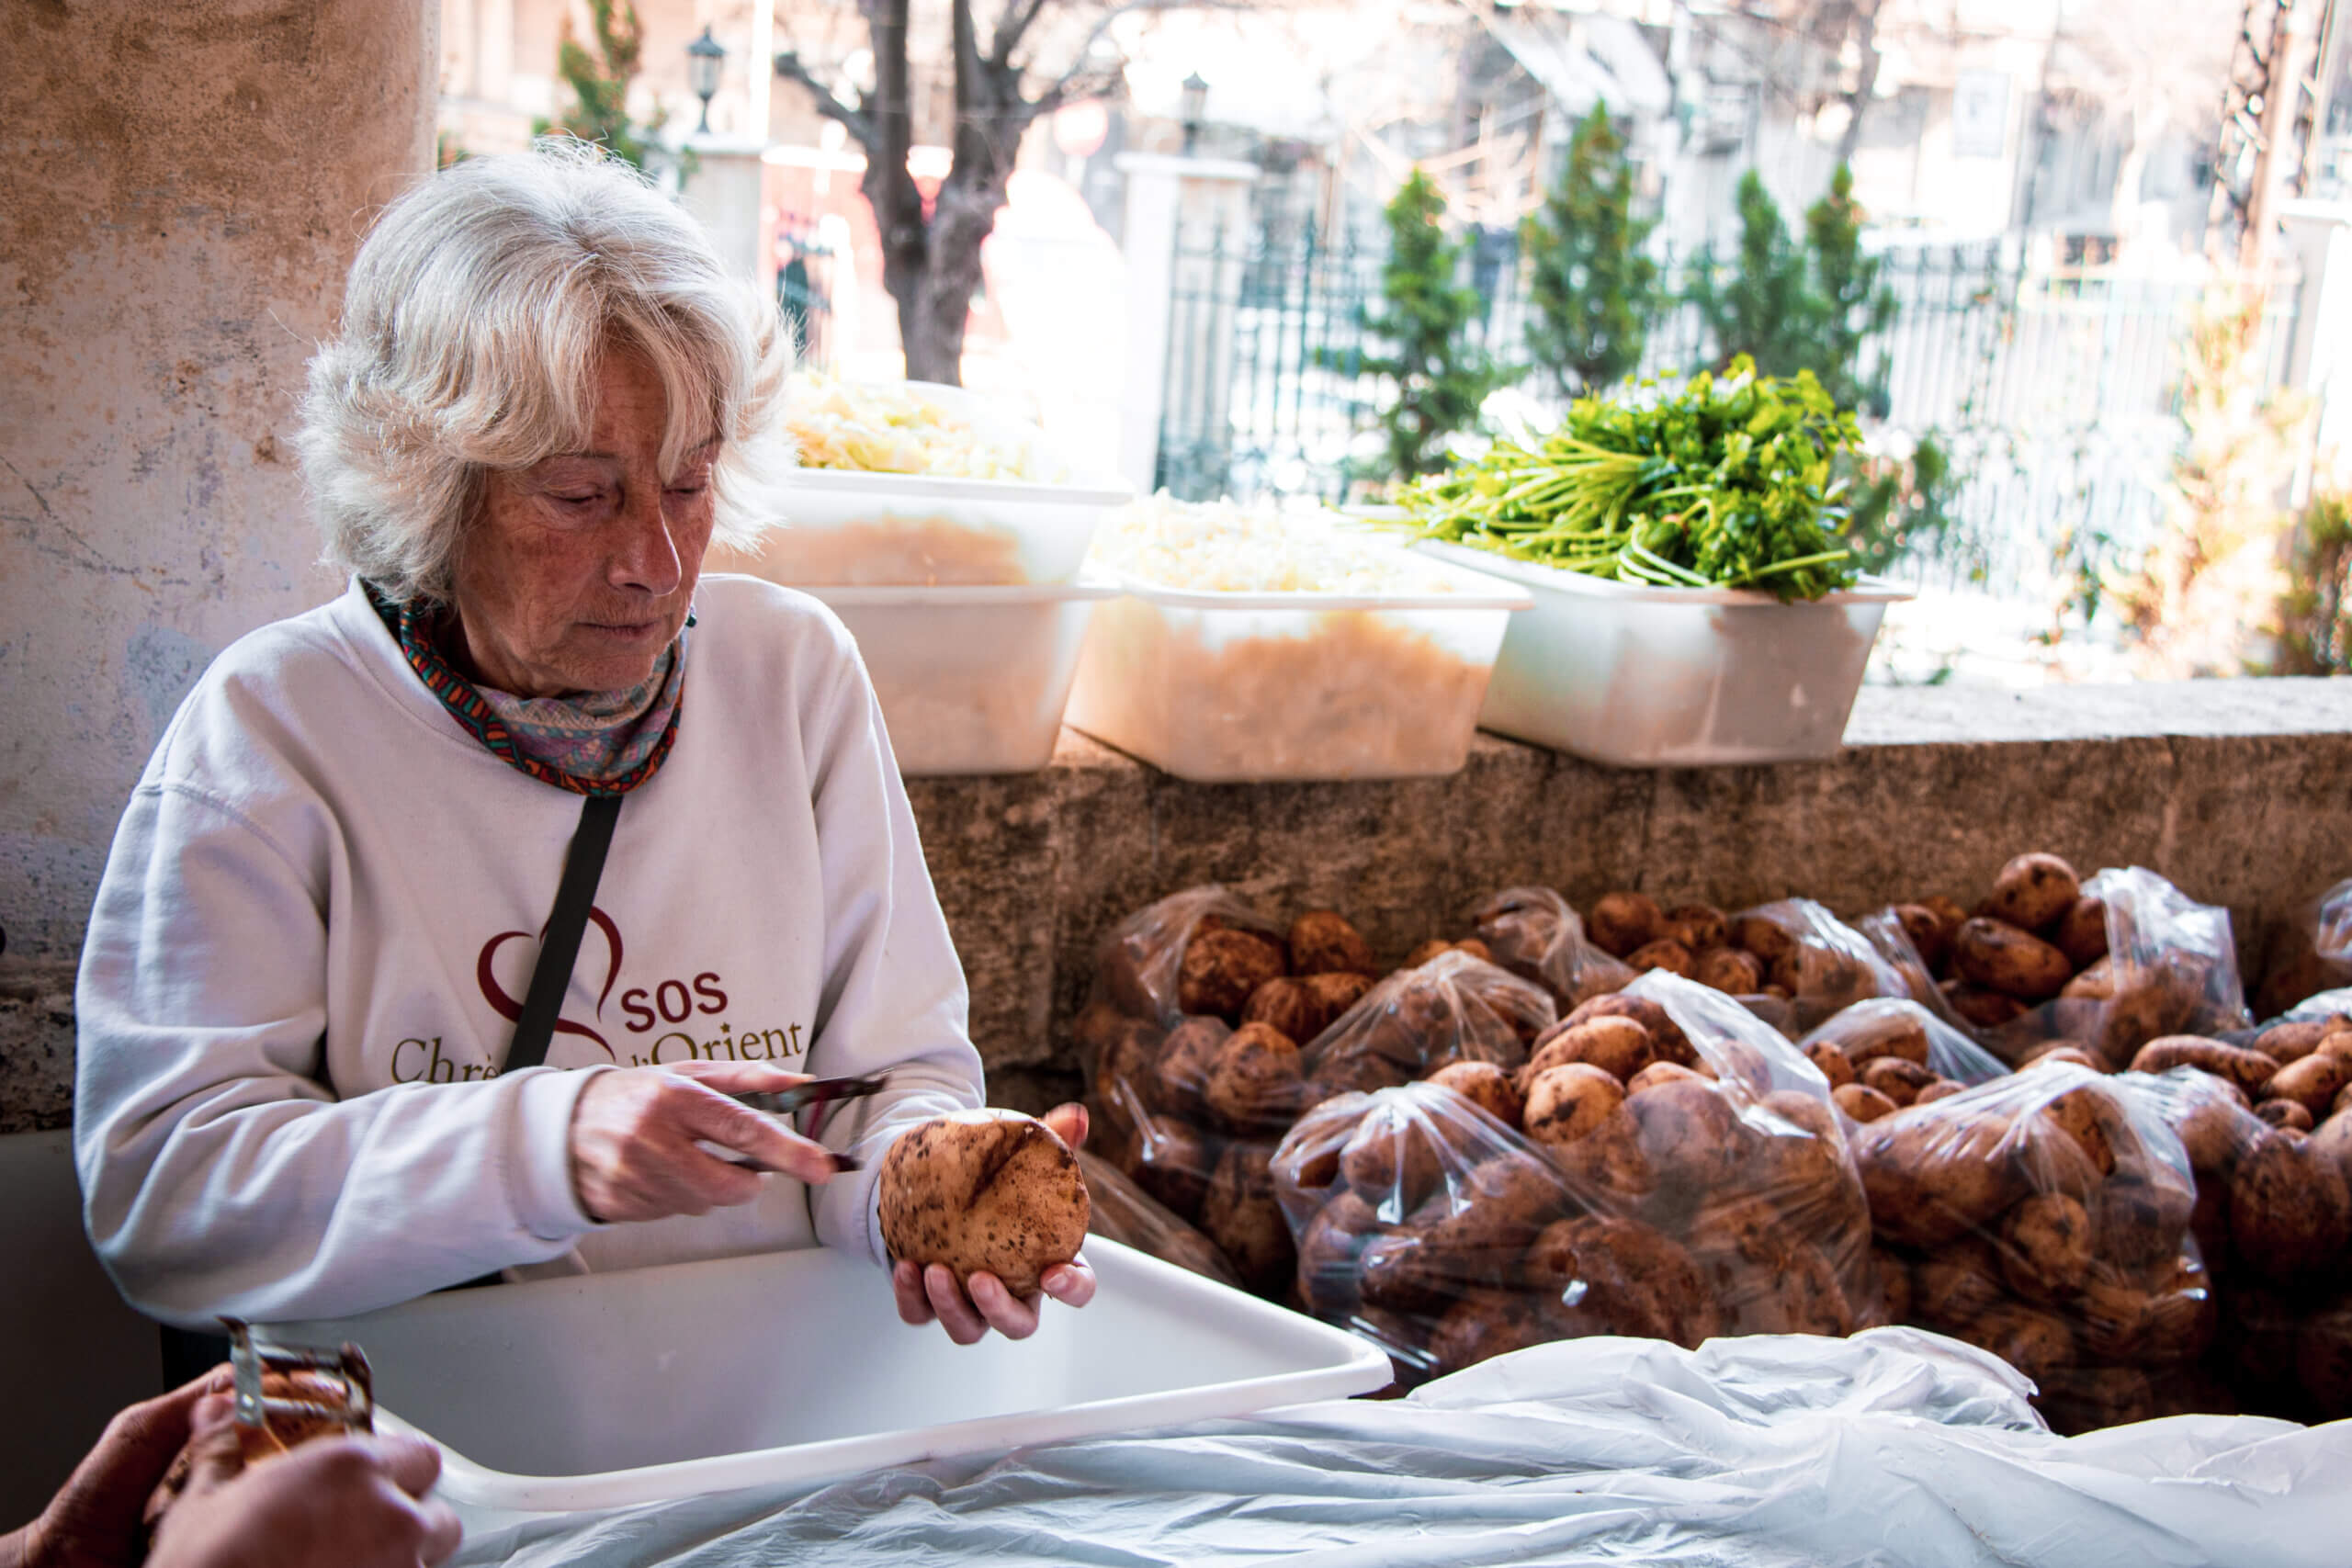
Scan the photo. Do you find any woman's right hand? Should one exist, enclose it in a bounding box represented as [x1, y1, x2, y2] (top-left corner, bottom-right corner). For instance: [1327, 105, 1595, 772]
[567, 1061, 842, 1224]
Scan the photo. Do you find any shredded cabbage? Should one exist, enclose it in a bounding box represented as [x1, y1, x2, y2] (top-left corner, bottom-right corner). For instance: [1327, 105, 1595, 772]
[786, 375, 1048, 480]
[1090, 493, 1459, 594]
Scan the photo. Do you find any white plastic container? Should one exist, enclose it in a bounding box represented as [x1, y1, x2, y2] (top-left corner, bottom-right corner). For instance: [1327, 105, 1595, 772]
[1416, 540, 1913, 767]
[808, 580, 1115, 775]
[751, 380, 1129, 586]
[266, 1239, 1389, 1517]
[752, 469, 1134, 586]
[1062, 564, 1532, 783]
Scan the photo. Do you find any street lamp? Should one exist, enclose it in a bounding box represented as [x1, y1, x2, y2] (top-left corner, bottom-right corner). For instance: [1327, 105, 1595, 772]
[686, 26, 726, 135]
[1180, 72, 1208, 155]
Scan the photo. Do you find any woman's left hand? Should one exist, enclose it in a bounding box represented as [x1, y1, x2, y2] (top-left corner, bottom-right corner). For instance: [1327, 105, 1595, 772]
[890, 1102, 1097, 1345]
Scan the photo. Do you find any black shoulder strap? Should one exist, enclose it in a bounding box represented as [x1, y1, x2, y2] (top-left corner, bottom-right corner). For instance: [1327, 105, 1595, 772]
[504, 792, 623, 1074]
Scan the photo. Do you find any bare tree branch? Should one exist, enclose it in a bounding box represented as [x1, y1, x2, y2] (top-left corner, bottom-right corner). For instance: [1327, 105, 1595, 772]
[774, 49, 878, 150]
[989, 0, 1053, 68]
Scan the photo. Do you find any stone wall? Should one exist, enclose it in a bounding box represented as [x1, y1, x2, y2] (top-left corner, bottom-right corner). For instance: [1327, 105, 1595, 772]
[9, 680, 2346, 1129]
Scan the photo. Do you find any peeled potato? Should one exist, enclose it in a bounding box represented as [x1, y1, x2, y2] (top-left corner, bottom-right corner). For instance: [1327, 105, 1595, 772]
[878, 1111, 1091, 1298]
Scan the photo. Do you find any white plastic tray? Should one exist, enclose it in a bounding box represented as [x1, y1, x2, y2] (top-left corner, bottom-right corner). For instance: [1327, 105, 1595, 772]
[266, 1238, 1389, 1517]
[1062, 562, 1531, 783]
[808, 580, 1115, 775]
[1415, 539, 1913, 767]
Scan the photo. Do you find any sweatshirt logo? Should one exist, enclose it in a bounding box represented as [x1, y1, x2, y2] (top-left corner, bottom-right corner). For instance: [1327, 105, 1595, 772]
[475, 906, 625, 1058]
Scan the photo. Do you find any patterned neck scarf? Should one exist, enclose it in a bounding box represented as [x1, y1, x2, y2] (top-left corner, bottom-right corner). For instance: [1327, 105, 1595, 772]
[366, 585, 685, 796]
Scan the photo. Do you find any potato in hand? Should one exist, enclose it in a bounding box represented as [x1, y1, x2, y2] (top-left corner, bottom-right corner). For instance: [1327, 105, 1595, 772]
[879, 1111, 1091, 1299]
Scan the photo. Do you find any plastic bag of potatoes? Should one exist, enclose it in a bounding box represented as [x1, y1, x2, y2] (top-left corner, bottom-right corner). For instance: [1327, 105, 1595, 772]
[2256, 877, 2352, 1020]
[1722, 900, 1915, 1033]
[1469, 886, 1634, 1010]
[1852, 1063, 2214, 1433]
[1270, 971, 1882, 1386]
[1296, 949, 1556, 1104]
[1074, 887, 1387, 1298]
[1887, 859, 2250, 1069]
[1798, 998, 2010, 1124]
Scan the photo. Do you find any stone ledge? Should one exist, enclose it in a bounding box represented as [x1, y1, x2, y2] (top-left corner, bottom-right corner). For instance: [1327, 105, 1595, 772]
[6, 680, 2348, 1130]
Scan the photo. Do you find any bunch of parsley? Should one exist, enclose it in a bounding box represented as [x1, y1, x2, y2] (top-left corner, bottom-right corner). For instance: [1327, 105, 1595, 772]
[1398, 357, 1865, 601]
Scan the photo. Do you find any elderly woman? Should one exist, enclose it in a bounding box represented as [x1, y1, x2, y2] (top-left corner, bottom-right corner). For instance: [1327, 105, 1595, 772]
[73, 141, 1089, 1346]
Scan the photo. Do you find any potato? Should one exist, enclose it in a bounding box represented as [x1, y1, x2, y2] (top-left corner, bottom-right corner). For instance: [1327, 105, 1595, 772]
[1915, 1079, 1965, 1105]
[2313, 1110, 2352, 1191]
[1692, 946, 1764, 994]
[1628, 1061, 1706, 1096]
[1562, 994, 1695, 1068]
[1148, 1017, 1231, 1117]
[1340, 1112, 1442, 1215]
[1588, 891, 1662, 959]
[2052, 897, 2109, 970]
[1982, 853, 2082, 933]
[1307, 1049, 1412, 1105]
[2228, 1131, 2352, 1287]
[2129, 1036, 2278, 1096]
[2041, 1087, 2119, 1177]
[2253, 1021, 2332, 1066]
[1837, 1012, 1932, 1067]
[2172, 1085, 2253, 1176]
[1094, 1021, 1164, 1138]
[1418, 1154, 1567, 1269]
[1730, 913, 1797, 964]
[1178, 928, 1288, 1021]
[1911, 1241, 2007, 1327]
[1425, 1060, 1523, 1130]
[1858, 1111, 2031, 1248]
[1523, 1016, 1655, 1086]
[1427, 1290, 1562, 1373]
[1961, 1301, 2075, 1382]
[1522, 1063, 1626, 1147]
[1873, 1247, 1915, 1325]
[1524, 1214, 1718, 1346]
[1288, 910, 1374, 977]
[1240, 978, 1329, 1048]
[1303, 970, 1375, 1022]
[1130, 1116, 1219, 1218]
[2258, 1099, 2316, 1132]
[1861, 1057, 1939, 1108]
[1453, 938, 1495, 964]
[1952, 918, 2074, 1001]
[1943, 981, 2030, 1029]
[2076, 1258, 2213, 1364]
[2264, 1053, 2352, 1120]
[2061, 957, 2115, 1001]
[1628, 1077, 1745, 1216]
[1203, 1022, 1305, 1132]
[1624, 938, 1695, 979]
[878, 1112, 1090, 1299]
[1662, 903, 1729, 953]
[1199, 1142, 1294, 1294]
[1998, 1190, 2098, 1303]
[1295, 1192, 1377, 1315]
[1893, 904, 1954, 972]
[1730, 1242, 1855, 1337]
[2021, 1044, 2106, 1074]
[1835, 1083, 1899, 1122]
[1073, 999, 1137, 1057]
[2320, 1029, 2352, 1064]
[1357, 1227, 1457, 1314]
[1404, 938, 1457, 968]
[1805, 1042, 1856, 1089]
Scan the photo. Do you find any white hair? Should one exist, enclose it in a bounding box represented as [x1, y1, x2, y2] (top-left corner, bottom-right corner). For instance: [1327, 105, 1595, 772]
[298, 138, 791, 605]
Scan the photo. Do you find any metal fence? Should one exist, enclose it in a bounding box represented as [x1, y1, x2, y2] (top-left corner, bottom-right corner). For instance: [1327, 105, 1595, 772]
[1153, 220, 2302, 597]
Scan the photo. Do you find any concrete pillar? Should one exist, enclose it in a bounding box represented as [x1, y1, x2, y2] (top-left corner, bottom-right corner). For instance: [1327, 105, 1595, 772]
[680, 135, 773, 298]
[1114, 152, 1260, 496]
[0, 2, 437, 962]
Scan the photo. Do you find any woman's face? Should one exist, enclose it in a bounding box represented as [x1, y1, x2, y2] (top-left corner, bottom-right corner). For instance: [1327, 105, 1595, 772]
[451, 347, 718, 697]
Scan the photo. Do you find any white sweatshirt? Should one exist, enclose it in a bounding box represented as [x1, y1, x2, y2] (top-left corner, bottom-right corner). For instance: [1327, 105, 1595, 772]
[74, 574, 984, 1327]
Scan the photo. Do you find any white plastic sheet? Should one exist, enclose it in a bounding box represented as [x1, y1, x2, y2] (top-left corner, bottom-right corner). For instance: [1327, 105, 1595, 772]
[452, 1328, 2352, 1567]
